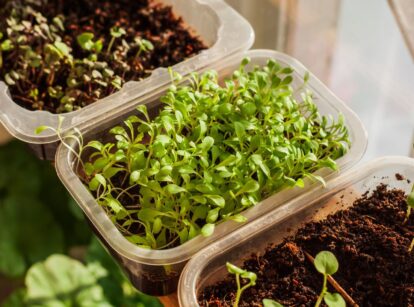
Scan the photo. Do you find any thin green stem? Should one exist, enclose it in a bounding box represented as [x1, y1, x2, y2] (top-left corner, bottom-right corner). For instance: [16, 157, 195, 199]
[135, 48, 143, 61]
[404, 207, 411, 224]
[238, 283, 253, 304]
[233, 274, 241, 307]
[315, 274, 327, 307]
[107, 37, 116, 54]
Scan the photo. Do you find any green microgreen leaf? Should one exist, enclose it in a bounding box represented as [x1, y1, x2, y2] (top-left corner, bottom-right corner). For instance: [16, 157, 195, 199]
[263, 299, 284, 307]
[205, 195, 225, 208]
[165, 184, 187, 194]
[237, 180, 260, 196]
[110, 26, 126, 38]
[200, 223, 215, 237]
[314, 251, 338, 275]
[152, 217, 163, 234]
[226, 262, 245, 275]
[138, 208, 162, 222]
[228, 214, 247, 223]
[324, 292, 346, 307]
[206, 208, 220, 223]
[88, 174, 106, 191]
[34, 125, 51, 135]
[200, 136, 214, 151]
[1, 39, 13, 51]
[54, 41, 71, 58]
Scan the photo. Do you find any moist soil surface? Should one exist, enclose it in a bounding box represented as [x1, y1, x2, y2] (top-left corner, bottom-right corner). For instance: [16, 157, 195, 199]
[0, 0, 205, 113]
[199, 184, 414, 306]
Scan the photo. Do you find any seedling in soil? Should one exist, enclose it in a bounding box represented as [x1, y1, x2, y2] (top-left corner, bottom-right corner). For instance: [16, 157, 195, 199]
[313, 251, 346, 307]
[263, 299, 284, 307]
[135, 38, 154, 60]
[77, 32, 103, 54]
[404, 184, 414, 224]
[107, 26, 126, 54]
[226, 262, 257, 307]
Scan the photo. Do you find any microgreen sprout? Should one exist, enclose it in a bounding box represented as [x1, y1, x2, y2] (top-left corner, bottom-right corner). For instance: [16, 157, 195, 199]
[77, 32, 103, 54]
[35, 116, 85, 171]
[107, 26, 126, 54]
[404, 184, 414, 224]
[226, 262, 257, 307]
[263, 299, 284, 307]
[135, 38, 154, 59]
[313, 251, 346, 307]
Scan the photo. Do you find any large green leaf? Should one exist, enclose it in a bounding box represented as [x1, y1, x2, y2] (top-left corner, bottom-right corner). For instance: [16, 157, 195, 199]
[86, 237, 163, 307]
[25, 255, 112, 307]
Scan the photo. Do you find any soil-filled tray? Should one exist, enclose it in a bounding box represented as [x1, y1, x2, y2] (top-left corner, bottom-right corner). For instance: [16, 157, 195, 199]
[55, 49, 367, 296]
[0, 0, 254, 160]
[1, 0, 206, 113]
[179, 156, 414, 306]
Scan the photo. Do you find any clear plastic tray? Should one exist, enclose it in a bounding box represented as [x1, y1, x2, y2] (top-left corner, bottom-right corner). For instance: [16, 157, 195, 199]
[178, 156, 414, 306]
[0, 0, 254, 160]
[55, 49, 367, 295]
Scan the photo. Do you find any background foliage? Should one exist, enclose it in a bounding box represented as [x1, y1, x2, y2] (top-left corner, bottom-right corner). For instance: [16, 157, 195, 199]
[0, 141, 161, 306]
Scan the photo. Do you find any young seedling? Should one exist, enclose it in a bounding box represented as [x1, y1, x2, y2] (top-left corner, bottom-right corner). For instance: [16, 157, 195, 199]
[404, 184, 414, 224]
[77, 32, 103, 54]
[313, 251, 346, 307]
[409, 238, 414, 253]
[134, 37, 154, 59]
[35, 116, 85, 171]
[107, 26, 126, 54]
[263, 299, 284, 307]
[226, 262, 257, 307]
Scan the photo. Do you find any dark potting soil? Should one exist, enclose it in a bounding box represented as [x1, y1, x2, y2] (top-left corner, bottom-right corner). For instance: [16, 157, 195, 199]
[0, 0, 206, 113]
[199, 184, 414, 306]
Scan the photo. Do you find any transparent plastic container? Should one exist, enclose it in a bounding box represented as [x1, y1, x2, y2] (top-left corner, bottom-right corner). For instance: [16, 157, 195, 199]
[179, 156, 414, 306]
[55, 49, 367, 295]
[0, 0, 254, 160]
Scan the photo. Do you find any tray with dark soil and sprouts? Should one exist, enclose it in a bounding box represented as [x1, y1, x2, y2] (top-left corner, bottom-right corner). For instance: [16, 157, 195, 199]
[179, 157, 414, 307]
[0, 0, 206, 113]
[0, 0, 253, 160]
